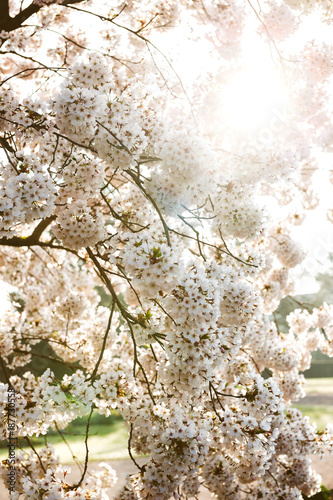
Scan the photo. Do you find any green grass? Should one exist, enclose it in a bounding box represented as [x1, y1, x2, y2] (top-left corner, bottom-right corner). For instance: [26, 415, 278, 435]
[292, 378, 333, 430]
[292, 404, 333, 430]
[305, 378, 333, 394]
[0, 411, 130, 464]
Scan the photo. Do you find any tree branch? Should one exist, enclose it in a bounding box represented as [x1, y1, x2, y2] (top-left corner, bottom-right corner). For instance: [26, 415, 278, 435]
[0, 215, 56, 247]
[0, 2, 39, 33]
[0, 135, 14, 152]
[0, 0, 85, 34]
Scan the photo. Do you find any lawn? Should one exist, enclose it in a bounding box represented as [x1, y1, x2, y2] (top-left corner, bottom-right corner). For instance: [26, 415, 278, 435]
[305, 378, 333, 394]
[291, 378, 333, 431]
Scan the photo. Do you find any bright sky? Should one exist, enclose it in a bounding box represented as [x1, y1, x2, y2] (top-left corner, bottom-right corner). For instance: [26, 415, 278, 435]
[292, 160, 333, 294]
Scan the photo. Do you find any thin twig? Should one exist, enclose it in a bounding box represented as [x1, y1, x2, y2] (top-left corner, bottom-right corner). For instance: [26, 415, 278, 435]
[128, 423, 143, 471]
[25, 436, 46, 473]
[70, 406, 94, 489]
[54, 422, 83, 473]
[89, 301, 115, 381]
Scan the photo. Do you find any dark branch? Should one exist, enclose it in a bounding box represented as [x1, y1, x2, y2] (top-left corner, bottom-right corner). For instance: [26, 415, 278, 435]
[0, 215, 56, 247]
[0, 0, 85, 34]
[0, 2, 39, 33]
[0, 135, 14, 152]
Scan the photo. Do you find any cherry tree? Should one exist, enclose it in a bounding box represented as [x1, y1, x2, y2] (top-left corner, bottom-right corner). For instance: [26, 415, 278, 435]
[1, 0, 333, 498]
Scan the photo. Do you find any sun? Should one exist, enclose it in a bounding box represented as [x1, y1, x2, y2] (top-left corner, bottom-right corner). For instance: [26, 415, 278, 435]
[216, 25, 288, 135]
[221, 64, 286, 133]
